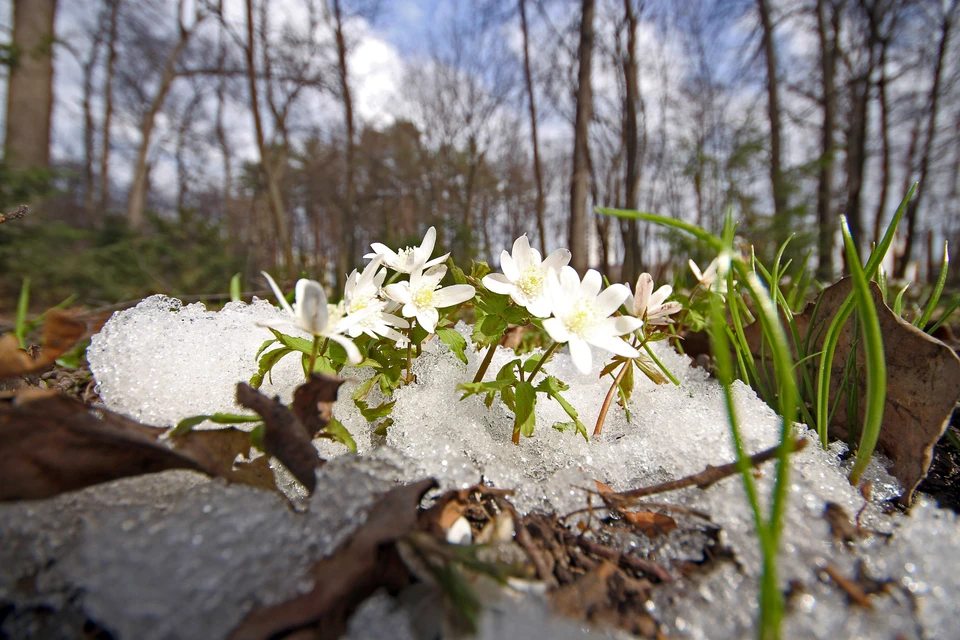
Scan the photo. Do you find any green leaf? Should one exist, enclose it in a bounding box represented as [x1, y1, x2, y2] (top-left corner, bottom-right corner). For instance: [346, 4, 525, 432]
[448, 256, 469, 285]
[514, 381, 537, 439]
[250, 424, 266, 451]
[552, 421, 578, 433]
[268, 328, 314, 355]
[534, 375, 569, 395]
[15, 277, 29, 349]
[916, 241, 949, 330]
[436, 327, 468, 364]
[357, 399, 396, 422]
[230, 273, 242, 302]
[255, 338, 277, 360]
[171, 412, 262, 437]
[522, 353, 542, 373]
[352, 374, 379, 403]
[251, 347, 293, 388]
[319, 416, 357, 452]
[457, 379, 514, 400]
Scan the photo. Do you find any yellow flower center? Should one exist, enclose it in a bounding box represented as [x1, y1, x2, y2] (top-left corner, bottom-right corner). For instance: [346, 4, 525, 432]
[412, 285, 436, 308]
[397, 246, 417, 268]
[347, 295, 369, 315]
[515, 266, 543, 300]
[564, 299, 598, 337]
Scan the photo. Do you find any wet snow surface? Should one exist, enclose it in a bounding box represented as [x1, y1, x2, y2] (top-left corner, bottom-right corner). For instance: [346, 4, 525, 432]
[3, 295, 954, 639]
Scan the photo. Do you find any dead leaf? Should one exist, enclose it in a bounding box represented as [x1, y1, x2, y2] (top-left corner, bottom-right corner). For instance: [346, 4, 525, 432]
[0, 311, 87, 380]
[228, 478, 436, 640]
[236, 382, 321, 493]
[0, 391, 206, 501]
[499, 324, 526, 349]
[620, 510, 678, 537]
[169, 428, 278, 493]
[747, 278, 960, 504]
[291, 373, 344, 437]
[823, 502, 860, 545]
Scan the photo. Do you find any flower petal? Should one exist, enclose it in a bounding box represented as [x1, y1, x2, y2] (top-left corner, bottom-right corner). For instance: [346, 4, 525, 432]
[262, 271, 294, 316]
[611, 315, 643, 335]
[595, 284, 629, 317]
[424, 253, 451, 269]
[433, 284, 476, 308]
[416, 307, 440, 333]
[501, 251, 521, 281]
[688, 259, 703, 282]
[634, 273, 654, 316]
[381, 312, 410, 329]
[327, 333, 362, 365]
[512, 235, 532, 271]
[579, 269, 603, 299]
[542, 317, 570, 344]
[587, 335, 640, 359]
[383, 283, 411, 305]
[295, 279, 328, 335]
[568, 339, 593, 374]
[419, 226, 437, 259]
[558, 266, 581, 298]
[649, 284, 672, 309]
[483, 273, 515, 295]
[526, 297, 553, 319]
[542, 248, 572, 272]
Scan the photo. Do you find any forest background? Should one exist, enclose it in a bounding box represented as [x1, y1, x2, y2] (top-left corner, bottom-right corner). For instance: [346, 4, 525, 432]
[2, 0, 958, 307]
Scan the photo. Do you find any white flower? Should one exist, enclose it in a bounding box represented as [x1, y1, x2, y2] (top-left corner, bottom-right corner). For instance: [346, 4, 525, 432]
[482, 235, 571, 318]
[625, 273, 682, 326]
[365, 226, 449, 274]
[542, 267, 642, 375]
[383, 263, 475, 333]
[343, 257, 410, 343]
[689, 257, 729, 294]
[262, 271, 363, 364]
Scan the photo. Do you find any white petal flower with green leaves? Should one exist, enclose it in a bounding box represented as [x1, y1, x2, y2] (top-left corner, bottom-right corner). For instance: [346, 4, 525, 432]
[383, 263, 475, 333]
[542, 267, 642, 375]
[625, 273, 682, 326]
[343, 257, 410, 343]
[482, 234, 571, 318]
[262, 271, 364, 364]
[689, 257, 728, 294]
[365, 226, 449, 274]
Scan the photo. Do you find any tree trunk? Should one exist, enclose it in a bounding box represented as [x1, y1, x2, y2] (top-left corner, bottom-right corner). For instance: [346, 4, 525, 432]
[126, 3, 195, 230]
[815, 0, 838, 280]
[244, 0, 294, 278]
[99, 0, 119, 212]
[4, 0, 57, 171]
[333, 0, 356, 293]
[519, 0, 547, 253]
[872, 38, 890, 246]
[620, 0, 642, 285]
[896, 1, 957, 278]
[81, 16, 103, 219]
[569, 0, 595, 274]
[757, 0, 788, 237]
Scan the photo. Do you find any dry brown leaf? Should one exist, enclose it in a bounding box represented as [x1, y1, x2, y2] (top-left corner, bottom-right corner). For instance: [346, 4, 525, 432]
[237, 382, 321, 493]
[169, 428, 278, 493]
[747, 278, 960, 504]
[228, 478, 436, 640]
[0, 391, 206, 501]
[291, 373, 344, 437]
[621, 511, 678, 537]
[0, 311, 87, 380]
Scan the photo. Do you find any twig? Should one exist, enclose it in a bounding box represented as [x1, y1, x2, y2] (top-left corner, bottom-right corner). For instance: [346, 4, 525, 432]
[495, 497, 558, 589]
[560, 530, 673, 583]
[822, 563, 873, 609]
[605, 438, 808, 507]
[0, 205, 28, 225]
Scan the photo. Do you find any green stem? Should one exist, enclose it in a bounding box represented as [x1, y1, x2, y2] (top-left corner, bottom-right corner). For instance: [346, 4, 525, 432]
[472, 342, 498, 383]
[319, 337, 329, 356]
[307, 335, 321, 379]
[404, 320, 416, 383]
[527, 341, 560, 381]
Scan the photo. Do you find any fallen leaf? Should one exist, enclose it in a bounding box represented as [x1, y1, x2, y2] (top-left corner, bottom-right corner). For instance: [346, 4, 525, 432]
[0, 311, 86, 380]
[236, 382, 321, 493]
[228, 478, 436, 640]
[169, 428, 278, 492]
[747, 279, 960, 504]
[620, 510, 678, 537]
[823, 502, 860, 545]
[291, 373, 344, 436]
[0, 391, 206, 501]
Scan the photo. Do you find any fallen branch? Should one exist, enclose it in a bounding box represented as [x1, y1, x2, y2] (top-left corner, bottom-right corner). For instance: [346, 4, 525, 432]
[0, 205, 28, 225]
[561, 531, 673, 583]
[605, 438, 808, 507]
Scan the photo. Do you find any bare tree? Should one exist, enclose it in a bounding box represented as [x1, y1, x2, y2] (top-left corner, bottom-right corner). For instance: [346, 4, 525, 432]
[757, 0, 788, 236]
[570, 0, 596, 273]
[815, 0, 840, 278]
[519, 0, 548, 252]
[100, 0, 120, 211]
[4, 0, 58, 171]
[620, 0, 644, 285]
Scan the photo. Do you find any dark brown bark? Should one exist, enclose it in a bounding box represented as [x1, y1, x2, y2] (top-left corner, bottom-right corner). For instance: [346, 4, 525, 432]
[757, 0, 788, 236]
[99, 0, 119, 211]
[81, 13, 104, 218]
[620, 0, 643, 285]
[896, 1, 957, 278]
[214, 0, 232, 227]
[332, 0, 356, 293]
[244, 0, 294, 278]
[569, 0, 596, 273]
[815, 0, 838, 279]
[872, 37, 890, 246]
[4, 0, 57, 170]
[519, 0, 547, 253]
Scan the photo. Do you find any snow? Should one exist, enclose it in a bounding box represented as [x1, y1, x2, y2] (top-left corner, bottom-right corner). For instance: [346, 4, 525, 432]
[76, 296, 960, 638]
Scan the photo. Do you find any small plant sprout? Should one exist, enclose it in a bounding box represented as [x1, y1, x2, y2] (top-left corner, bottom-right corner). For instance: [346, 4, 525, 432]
[542, 267, 641, 375]
[365, 225, 450, 274]
[383, 262, 476, 334]
[262, 271, 365, 370]
[481, 234, 571, 318]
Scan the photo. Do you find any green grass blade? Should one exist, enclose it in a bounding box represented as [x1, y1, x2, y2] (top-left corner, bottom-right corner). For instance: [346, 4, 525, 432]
[595, 208, 724, 252]
[840, 216, 886, 486]
[15, 277, 30, 349]
[230, 273, 242, 303]
[893, 285, 909, 317]
[927, 295, 960, 334]
[865, 183, 916, 278]
[915, 241, 949, 330]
